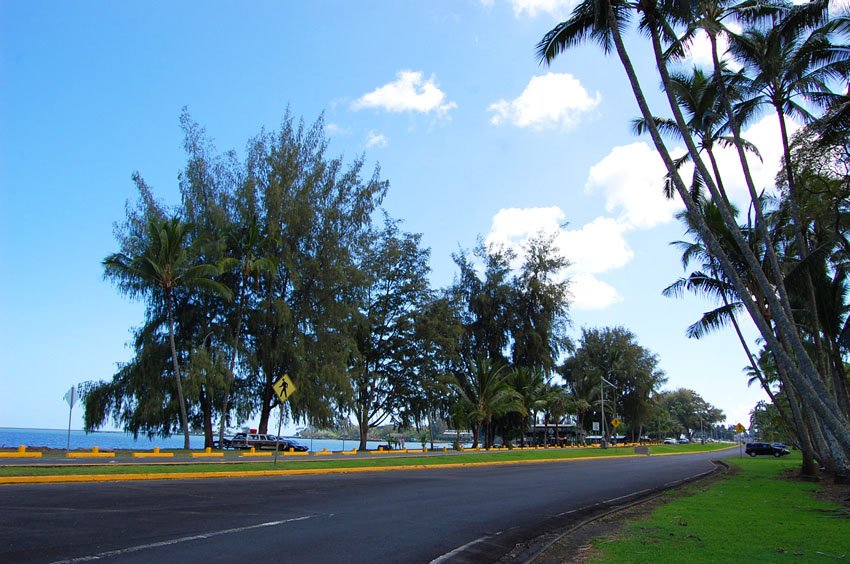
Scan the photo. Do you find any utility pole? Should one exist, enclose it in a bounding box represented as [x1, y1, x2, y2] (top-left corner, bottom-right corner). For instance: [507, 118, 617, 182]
[600, 373, 606, 449]
[600, 375, 616, 449]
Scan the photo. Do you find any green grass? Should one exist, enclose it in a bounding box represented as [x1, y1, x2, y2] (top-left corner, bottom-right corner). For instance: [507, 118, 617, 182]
[0, 443, 732, 477]
[592, 453, 850, 562]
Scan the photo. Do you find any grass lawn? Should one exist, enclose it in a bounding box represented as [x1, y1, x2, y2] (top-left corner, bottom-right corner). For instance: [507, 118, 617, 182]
[0, 443, 733, 477]
[592, 453, 850, 562]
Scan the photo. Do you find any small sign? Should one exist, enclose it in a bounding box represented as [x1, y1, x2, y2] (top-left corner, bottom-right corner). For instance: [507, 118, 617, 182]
[735, 423, 745, 434]
[272, 374, 297, 403]
[611, 418, 621, 429]
[64, 386, 77, 408]
[592, 421, 600, 431]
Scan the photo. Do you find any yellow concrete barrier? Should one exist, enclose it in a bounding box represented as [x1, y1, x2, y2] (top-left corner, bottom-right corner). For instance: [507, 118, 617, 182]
[282, 448, 308, 456]
[341, 448, 358, 455]
[67, 446, 114, 458]
[314, 448, 333, 456]
[0, 445, 43, 458]
[240, 447, 271, 457]
[191, 447, 224, 458]
[132, 446, 174, 458]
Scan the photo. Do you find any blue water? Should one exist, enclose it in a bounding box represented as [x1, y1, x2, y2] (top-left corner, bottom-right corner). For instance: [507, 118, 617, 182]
[0, 427, 437, 452]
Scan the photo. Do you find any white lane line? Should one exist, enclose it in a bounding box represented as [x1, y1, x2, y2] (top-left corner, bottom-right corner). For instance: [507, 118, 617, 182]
[603, 488, 652, 504]
[51, 515, 313, 563]
[430, 531, 501, 564]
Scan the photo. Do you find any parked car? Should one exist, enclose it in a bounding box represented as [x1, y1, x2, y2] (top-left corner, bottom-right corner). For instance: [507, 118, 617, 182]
[228, 433, 285, 450]
[277, 438, 309, 452]
[745, 442, 790, 457]
[677, 438, 690, 444]
[663, 438, 677, 444]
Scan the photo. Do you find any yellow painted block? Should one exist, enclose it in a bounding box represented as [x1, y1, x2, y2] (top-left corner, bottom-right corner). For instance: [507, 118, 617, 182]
[67, 451, 115, 458]
[341, 449, 358, 455]
[0, 447, 42, 458]
[191, 451, 224, 457]
[240, 451, 272, 457]
[314, 449, 333, 456]
[282, 451, 308, 456]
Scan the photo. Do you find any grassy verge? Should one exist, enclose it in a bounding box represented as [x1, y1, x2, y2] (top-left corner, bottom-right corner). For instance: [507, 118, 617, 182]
[0, 443, 732, 477]
[592, 453, 850, 562]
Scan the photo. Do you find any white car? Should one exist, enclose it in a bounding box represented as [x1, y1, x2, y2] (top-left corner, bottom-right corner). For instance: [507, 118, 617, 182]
[663, 438, 677, 444]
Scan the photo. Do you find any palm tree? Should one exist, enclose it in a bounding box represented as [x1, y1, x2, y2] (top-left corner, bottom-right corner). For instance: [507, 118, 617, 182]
[104, 216, 232, 449]
[538, 0, 850, 466]
[509, 367, 546, 447]
[633, 66, 761, 204]
[453, 358, 524, 449]
[547, 386, 573, 446]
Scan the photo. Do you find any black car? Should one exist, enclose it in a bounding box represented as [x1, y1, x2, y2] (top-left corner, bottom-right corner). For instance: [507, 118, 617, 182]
[745, 442, 790, 457]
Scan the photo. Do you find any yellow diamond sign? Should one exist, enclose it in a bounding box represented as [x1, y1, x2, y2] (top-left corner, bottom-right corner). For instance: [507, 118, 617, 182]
[611, 418, 621, 429]
[735, 423, 745, 434]
[272, 374, 296, 403]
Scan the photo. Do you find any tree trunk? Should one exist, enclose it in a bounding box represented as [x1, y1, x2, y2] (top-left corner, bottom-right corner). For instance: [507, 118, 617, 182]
[219, 278, 247, 448]
[359, 421, 369, 452]
[166, 293, 191, 450]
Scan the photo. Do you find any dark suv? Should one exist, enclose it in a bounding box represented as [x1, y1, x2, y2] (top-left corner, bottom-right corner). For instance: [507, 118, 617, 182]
[745, 442, 790, 457]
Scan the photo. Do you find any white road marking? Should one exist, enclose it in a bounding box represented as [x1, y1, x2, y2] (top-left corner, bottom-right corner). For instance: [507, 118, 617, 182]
[51, 515, 314, 563]
[603, 488, 652, 504]
[430, 531, 501, 564]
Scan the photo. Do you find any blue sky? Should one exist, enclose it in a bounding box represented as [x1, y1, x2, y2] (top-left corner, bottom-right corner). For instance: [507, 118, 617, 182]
[1, 0, 790, 433]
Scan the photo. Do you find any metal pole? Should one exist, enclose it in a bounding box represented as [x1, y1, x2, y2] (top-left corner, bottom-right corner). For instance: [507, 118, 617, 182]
[66, 389, 74, 453]
[274, 403, 284, 466]
[600, 373, 606, 449]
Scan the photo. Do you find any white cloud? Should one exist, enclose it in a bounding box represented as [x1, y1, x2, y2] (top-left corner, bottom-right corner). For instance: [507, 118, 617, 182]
[699, 114, 799, 207]
[351, 70, 457, 117]
[324, 122, 350, 136]
[488, 73, 600, 130]
[585, 142, 683, 229]
[509, 0, 577, 19]
[365, 130, 388, 148]
[681, 24, 742, 72]
[570, 274, 623, 310]
[485, 207, 631, 311]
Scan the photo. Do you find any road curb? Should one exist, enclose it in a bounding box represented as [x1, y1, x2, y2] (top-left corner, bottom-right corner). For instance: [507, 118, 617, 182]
[521, 458, 730, 563]
[0, 447, 737, 486]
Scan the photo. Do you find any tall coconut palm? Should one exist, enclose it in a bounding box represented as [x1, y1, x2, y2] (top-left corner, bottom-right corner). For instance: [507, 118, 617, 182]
[538, 0, 850, 467]
[453, 358, 523, 449]
[104, 216, 232, 449]
[731, 10, 849, 372]
[633, 67, 761, 204]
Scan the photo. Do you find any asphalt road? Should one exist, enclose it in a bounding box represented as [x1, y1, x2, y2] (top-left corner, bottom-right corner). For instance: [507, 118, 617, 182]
[0, 449, 735, 563]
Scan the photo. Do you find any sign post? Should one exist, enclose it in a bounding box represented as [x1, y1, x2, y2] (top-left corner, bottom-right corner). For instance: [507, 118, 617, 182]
[735, 423, 746, 457]
[272, 375, 297, 465]
[610, 418, 621, 446]
[64, 386, 77, 453]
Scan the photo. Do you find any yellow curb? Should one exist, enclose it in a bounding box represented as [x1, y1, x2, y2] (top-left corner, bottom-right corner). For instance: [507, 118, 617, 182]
[67, 452, 115, 458]
[132, 453, 174, 458]
[282, 451, 308, 456]
[0, 446, 737, 485]
[240, 452, 272, 457]
[0, 453, 43, 458]
[190, 452, 225, 458]
[313, 450, 333, 456]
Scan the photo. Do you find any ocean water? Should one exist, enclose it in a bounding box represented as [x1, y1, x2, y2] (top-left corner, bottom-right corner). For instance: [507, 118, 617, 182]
[0, 427, 442, 452]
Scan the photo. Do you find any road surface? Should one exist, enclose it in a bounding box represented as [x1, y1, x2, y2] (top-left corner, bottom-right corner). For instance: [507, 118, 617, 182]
[0, 449, 734, 563]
